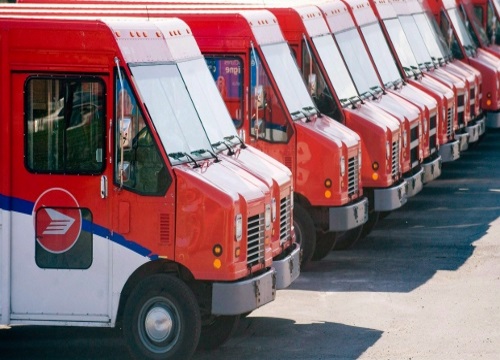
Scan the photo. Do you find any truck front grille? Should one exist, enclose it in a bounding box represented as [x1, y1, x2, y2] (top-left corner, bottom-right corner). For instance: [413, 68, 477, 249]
[429, 114, 437, 154]
[410, 123, 419, 167]
[279, 195, 292, 245]
[457, 93, 465, 127]
[470, 86, 476, 117]
[347, 155, 360, 197]
[391, 140, 400, 178]
[247, 213, 266, 267]
[447, 106, 453, 137]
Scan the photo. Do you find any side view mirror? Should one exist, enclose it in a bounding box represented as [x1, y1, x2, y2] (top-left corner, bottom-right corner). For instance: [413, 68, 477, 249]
[308, 73, 317, 96]
[256, 85, 265, 109]
[120, 161, 131, 183]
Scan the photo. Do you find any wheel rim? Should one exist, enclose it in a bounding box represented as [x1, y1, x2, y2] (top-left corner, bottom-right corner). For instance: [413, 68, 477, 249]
[138, 297, 181, 354]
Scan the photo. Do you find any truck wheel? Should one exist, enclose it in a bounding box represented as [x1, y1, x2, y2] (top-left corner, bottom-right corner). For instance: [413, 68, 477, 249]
[332, 225, 363, 250]
[197, 315, 240, 350]
[293, 204, 316, 266]
[311, 231, 336, 261]
[123, 274, 201, 360]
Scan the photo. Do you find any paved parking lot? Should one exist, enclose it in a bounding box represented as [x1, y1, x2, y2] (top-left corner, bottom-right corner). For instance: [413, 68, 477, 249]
[1, 129, 500, 359]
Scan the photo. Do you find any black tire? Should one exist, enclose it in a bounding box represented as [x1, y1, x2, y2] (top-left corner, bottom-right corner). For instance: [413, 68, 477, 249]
[293, 203, 316, 266]
[359, 211, 380, 240]
[311, 231, 336, 261]
[197, 315, 240, 350]
[123, 274, 201, 360]
[332, 225, 363, 251]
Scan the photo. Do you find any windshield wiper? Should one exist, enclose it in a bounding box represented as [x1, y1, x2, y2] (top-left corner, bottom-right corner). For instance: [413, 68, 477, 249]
[190, 148, 220, 162]
[394, 78, 404, 90]
[224, 135, 247, 149]
[384, 80, 395, 89]
[361, 86, 384, 101]
[290, 110, 305, 121]
[168, 152, 200, 168]
[212, 140, 235, 156]
[339, 96, 363, 109]
[301, 106, 317, 121]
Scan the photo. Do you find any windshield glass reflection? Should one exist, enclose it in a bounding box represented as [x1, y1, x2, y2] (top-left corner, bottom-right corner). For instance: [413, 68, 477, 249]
[130, 63, 213, 164]
[384, 18, 420, 72]
[261, 42, 317, 118]
[312, 34, 359, 100]
[334, 27, 382, 95]
[178, 57, 239, 150]
[360, 22, 403, 85]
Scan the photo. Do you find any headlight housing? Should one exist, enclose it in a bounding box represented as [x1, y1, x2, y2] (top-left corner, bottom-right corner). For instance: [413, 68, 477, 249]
[265, 204, 271, 230]
[235, 214, 243, 241]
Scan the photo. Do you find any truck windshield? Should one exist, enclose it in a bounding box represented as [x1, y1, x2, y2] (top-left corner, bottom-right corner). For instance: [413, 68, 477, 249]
[384, 18, 421, 76]
[260, 42, 317, 119]
[399, 15, 434, 68]
[130, 63, 214, 165]
[425, 11, 454, 60]
[177, 57, 240, 151]
[360, 22, 404, 87]
[414, 12, 449, 62]
[447, 7, 477, 51]
[334, 27, 383, 97]
[312, 34, 359, 100]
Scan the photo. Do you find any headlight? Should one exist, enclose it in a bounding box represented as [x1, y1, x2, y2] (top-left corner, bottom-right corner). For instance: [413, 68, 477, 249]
[403, 130, 408, 148]
[271, 197, 277, 223]
[235, 214, 242, 241]
[358, 149, 362, 169]
[340, 156, 345, 177]
[265, 204, 271, 230]
[386, 140, 390, 159]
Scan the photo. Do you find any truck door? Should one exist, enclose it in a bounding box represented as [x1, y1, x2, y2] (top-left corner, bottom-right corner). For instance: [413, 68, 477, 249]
[10, 73, 113, 322]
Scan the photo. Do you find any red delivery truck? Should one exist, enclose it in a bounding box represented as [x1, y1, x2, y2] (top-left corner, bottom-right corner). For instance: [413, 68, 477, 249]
[426, 0, 500, 128]
[0, 15, 290, 360]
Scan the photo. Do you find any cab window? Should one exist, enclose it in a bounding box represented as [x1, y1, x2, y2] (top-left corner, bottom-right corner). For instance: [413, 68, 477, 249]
[25, 77, 105, 174]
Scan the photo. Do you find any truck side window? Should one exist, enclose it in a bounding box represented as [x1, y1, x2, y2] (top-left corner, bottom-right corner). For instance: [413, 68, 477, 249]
[250, 53, 290, 143]
[25, 77, 105, 174]
[205, 57, 244, 128]
[114, 73, 168, 196]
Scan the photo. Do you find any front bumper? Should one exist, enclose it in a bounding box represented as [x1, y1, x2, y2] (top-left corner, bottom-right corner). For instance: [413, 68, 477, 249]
[328, 197, 369, 232]
[273, 242, 300, 290]
[212, 267, 276, 315]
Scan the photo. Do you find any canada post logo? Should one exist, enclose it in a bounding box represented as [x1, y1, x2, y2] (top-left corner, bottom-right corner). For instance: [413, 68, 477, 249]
[33, 188, 82, 254]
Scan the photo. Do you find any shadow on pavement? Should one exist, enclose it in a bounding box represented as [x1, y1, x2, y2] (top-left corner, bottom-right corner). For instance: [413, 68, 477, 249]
[193, 316, 382, 360]
[0, 326, 130, 360]
[0, 318, 382, 360]
[293, 129, 500, 293]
